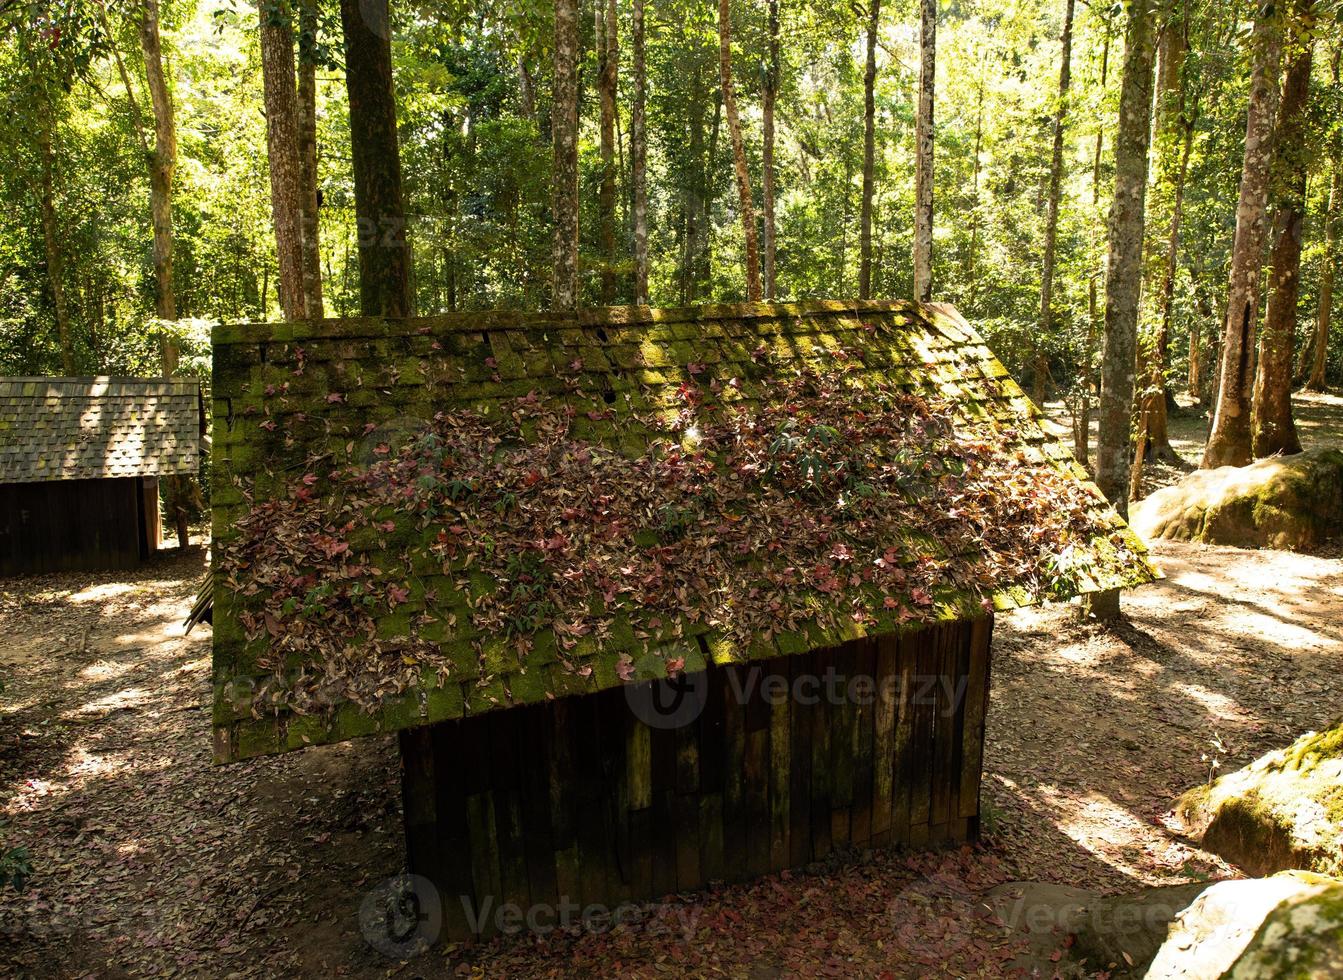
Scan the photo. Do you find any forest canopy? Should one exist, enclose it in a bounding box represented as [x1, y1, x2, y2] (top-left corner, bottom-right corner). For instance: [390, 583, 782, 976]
[0, 0, 1340, 426]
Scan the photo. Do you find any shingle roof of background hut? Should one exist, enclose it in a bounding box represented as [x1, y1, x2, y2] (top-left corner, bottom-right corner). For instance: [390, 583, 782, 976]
[210, 300, 1159, 762]
[0, 377, 201, 484]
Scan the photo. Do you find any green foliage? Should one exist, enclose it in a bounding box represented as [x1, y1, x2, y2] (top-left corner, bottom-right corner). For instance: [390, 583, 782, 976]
[0, 821, 32, 893]
[0, 0, 1339, 391]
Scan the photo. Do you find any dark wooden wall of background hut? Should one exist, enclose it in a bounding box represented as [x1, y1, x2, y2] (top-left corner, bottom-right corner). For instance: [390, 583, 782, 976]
[0, 476, 160, 576]
[400, 617, 992, 941]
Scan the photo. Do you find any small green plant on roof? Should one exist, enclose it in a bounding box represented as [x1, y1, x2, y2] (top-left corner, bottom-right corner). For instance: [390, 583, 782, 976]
[220, 361, 1135, 718]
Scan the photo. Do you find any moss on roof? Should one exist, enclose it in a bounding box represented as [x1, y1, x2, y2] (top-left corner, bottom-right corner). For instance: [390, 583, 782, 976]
[210, 300, 1158, 762]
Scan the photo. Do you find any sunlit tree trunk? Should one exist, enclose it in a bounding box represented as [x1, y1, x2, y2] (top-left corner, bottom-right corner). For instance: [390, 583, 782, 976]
[1034, 0, 1074, 405]
[296, 0, 324, 318]
[1095, 0, 1157, 520]
[631, 0, 649, 305]
[597, 0, 618, 304]
[1144, 21, 1195, 464]
[858, 0, 881, 300]
[340, 0, 412, 316]
[1252, 7, 1312, 457]
[258, 0, 308, 320]
[1308, 154, 1340, 391]
[718, 0, 761, 301]
[912, 0, 935, 302]
[1203, 3, 1282, 468]
[551, 0, 580, 311]
[38, 124, 73, 374]
[138, 0, 178, 372]
[762, 0, 780, 299]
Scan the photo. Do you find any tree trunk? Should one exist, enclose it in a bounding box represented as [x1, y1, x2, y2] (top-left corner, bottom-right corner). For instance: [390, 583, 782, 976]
[340, 0, 412, 317]
[1146, 48, 1199, 463]
[912, 0, 935, 302]
[762, 0, 780, 299]
[38, 123, 74, 374]
[1202, 4, 1282, 468]
[631, 0, 649, 305]
[597, 0, 618, 305]
[139, 0, 178, 373]
[858, 0, 881, 300]
[1034, 0, 1075, 406]
[258, 0, 308, 320]
[1095, 0, 1157, 520]
[551, 0, 580, 311]
[681, 66, 707, 305]
[1308, 157, 1340, 391]
[718, 0, 762, 301]
[296, 0, 324, 318]
[1251, 10, 1312, 458]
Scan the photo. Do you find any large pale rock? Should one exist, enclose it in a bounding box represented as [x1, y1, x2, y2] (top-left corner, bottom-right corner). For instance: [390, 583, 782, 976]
[1146, 871, 1343, 979]
[1176, 722, 1343, 878]
[1131, 448, 1343, 549]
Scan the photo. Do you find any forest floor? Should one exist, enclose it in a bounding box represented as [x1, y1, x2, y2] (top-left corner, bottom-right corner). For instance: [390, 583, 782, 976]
[1, 392, 1341, 978]
[1047, 388, 1343, 498]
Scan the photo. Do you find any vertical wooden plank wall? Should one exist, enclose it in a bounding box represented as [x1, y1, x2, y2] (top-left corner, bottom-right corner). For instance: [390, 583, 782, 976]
[402, 617, 993, 941]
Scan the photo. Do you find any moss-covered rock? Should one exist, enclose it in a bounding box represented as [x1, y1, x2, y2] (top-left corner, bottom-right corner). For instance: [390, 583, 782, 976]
[1176, 721, 1343, 878]
[1131, 448, 1343, 549]
[1146, 871, 1343, 980]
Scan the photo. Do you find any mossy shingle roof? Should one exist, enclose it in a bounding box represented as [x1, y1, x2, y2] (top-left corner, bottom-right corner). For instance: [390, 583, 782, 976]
[210, 300, 1159, 762]
[0, 377, 201, 484]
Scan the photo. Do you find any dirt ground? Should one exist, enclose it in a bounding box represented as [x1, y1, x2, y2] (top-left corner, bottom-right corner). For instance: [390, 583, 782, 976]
[1, 525, 1339, 978]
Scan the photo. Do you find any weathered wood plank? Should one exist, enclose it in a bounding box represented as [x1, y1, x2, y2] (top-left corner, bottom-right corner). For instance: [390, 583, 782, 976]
[850, 639, 877, 847]
[960, 615, 993, 824]
[767, 655, 792, 871]
[870, 634, 899, 847]
[788, 652, 813, 868]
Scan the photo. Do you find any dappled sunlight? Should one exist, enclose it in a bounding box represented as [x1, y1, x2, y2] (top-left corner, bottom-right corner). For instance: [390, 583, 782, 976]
[66, 687, 152, 719]
[68, 582, 139, 605]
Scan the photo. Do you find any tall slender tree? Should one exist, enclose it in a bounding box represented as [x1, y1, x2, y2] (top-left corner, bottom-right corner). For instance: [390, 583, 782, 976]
[1203, 3, 1282, 467]
[139, 0, 178, 370]
[912, 0, 936, 301]
[257, 0, 309, 320]
[858, 0, 881, 300]
[1307, 114, 1340, 391]
[340, 0, 411, 316]
[717, 0, 761, 301]
[1252, 1, 1313, 457]
[762, 0, 780, 299]
[597, 0, 618, 304]
[1095, 0, 1157, 518]
[552, 0, 580, 310]
[631, 0, 649, 305]
[1034, 0, 1075, 404]
[296, 0, 324, 318]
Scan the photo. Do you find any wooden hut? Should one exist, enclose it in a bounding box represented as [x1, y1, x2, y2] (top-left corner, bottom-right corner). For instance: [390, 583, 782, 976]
[209, 300, 1157, 940]
[0, 377, 202, 575]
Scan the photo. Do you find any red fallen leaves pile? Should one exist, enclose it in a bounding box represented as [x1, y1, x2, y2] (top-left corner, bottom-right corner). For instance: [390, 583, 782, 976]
[223, 365, 1133, 716]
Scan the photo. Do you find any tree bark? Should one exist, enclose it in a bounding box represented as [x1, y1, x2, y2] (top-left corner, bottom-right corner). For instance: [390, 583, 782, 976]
[1145, 26, 1197, 463]
[631, 0, 649, 305]
[858, 0, 881, 300]
[762, 0, 780, 299]
[912, 0, 936, 302]
[138, 0, 178, 373]
[551, 0, 580, 311]
[1095, 0, 1157, 520]
[1308, 155, 1340, 391]
[258, 0, 308, 320]
[38, 123, 73, 374]
[718, 0, 762, 301]
[340, 0, 412, 317]
[1202, 4, 1282, 468]
[1251, 8, 1312, 457]
[1034, 0, 1075, 405]
[296, 0, 324, 318]
[597, 0, 618, 304]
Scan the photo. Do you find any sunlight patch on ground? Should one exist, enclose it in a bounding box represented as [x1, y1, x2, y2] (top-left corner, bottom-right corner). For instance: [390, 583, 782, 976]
[68, 582, 139, 604]
[1169, 682, 1247, 724]
[67, 687, 151, 718]
[1216, 607, 1338, 652]
[1039, 787, 1154, 877]
[78, 659, 133, 682]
